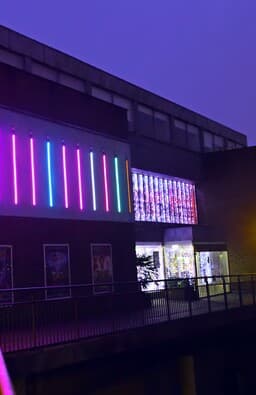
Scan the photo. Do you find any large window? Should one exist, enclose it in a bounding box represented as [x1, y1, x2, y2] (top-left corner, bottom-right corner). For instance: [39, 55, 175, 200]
[136, 244, 165, 291]
[137, 105, 170, 142]
[132, 168, 197, 224]
[164, 243, 195, 279]
[174, 120, 200, 151]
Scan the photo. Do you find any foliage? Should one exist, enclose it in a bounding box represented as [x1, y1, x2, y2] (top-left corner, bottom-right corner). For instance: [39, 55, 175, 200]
[136, 254, 159, 289]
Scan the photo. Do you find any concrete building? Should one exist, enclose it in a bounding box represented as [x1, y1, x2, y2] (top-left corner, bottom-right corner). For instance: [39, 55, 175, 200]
[0, 25, 251, 302]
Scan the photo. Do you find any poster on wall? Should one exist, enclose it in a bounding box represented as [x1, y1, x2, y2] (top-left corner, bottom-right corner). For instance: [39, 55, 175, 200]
[91, 244, 113, 294]
[44, 244, 71, 299]
[0, 246, 13, 304]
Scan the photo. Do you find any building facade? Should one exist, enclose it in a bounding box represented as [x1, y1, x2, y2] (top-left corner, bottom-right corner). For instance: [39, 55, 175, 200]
[0, 25, 250, 301]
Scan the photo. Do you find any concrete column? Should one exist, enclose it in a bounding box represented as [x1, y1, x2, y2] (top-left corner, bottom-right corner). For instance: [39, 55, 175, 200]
[179, 355, 197, 395]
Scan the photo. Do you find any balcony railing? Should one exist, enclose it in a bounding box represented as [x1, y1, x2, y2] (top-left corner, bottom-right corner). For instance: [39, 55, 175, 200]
[0, 274, 255, 353]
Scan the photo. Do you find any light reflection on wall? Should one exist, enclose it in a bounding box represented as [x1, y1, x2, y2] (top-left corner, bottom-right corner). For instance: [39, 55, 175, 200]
[132, 168, 198, 224]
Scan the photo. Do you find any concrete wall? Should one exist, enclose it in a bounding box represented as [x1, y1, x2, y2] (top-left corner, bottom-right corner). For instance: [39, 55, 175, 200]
[0, 25, 247, 147]
[201, 147, 256, 273]
[0, 216, 137, 289]
[0, 62, 128, 140]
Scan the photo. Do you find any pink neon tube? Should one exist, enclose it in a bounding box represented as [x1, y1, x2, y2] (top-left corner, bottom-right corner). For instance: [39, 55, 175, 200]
[76, 148, 83, 210]
[62, 144, 69, 208]
[12, 133, 18, 205]
[103, 154, 109, 212]
[30, 137, 36, 206]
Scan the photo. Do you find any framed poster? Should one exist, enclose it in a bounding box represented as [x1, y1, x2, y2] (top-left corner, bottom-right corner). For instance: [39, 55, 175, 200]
[91, 244, 113, 294]
[43, 244, 71, 299]
[0, 246, 13, 304]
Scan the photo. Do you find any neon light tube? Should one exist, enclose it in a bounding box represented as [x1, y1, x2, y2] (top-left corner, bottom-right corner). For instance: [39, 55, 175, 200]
[12, 133, 18, 205]
[90, 151, 96, 211]
[46, 141, 53, 208]
[125, 159, 132, 213]
[62, 144, 68, 208]
[30, 137, 36, 206]
[102, 153, 109, 212]
[76, 148, 83, 210]
[114, 156, 121, 213]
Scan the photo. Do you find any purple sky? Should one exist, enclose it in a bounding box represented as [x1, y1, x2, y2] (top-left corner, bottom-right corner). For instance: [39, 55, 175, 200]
[1, 1, 256, 145]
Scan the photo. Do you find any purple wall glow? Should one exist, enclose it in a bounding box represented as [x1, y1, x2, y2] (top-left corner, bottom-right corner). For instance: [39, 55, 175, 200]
[0, 107, 132, 222]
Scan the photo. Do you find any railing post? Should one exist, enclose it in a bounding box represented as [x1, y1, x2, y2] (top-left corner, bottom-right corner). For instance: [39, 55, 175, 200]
[251, 275, 256, 305]
[205, 277, 211, 313]
[238, 275, 243, 307]
[165, 279, 171, 321]
[31, 296, 37, 348]
[187, 279, 193, 317]
[74, 296, 80, 339]
[222, 276, 228, 310]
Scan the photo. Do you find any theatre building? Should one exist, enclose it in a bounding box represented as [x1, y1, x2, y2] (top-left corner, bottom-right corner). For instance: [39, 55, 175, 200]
[0, 26, 250, 300]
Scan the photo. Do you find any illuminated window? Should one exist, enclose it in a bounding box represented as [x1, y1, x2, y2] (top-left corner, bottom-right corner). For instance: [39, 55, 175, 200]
[132, 169, 197, 224]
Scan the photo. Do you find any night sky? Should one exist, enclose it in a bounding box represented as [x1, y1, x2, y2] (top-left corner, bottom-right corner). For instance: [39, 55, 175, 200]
[1, 1, 255, 145]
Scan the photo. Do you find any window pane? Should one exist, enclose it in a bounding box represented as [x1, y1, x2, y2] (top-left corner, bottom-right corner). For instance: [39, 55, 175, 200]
[155, 112, 170, 142]
[31, 62, 57, 82]
[59, 73, 84, 92]
[214, 135, 224, 151]
[113, 95, 133, 123]
[227, 140, 236, 150]
[187, 124, 200, 152]
[138, 104, 153, 116]
[174, 119, 186, 130]
[137, 105, 154, 138]
[203, 131, 214, 151]
[91, 86, 112, 103]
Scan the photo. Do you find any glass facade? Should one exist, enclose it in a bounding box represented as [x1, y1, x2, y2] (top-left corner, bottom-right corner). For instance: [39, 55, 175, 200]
[136, 241, 230, 298]
[164, 243, 195, 279]
[136, 244, 165, 291]
[132, 169, 197, 224]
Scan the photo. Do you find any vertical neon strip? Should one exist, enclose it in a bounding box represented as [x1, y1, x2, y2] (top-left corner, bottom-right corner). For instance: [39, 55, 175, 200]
[103, 154, 109, 212]
[76, 148, 83, 210]
[114, 156, 121, 213]
[46, 141, 53, 208]
[62, 144, 68, 208]
[90, 151, 96, 211]
[30, 137, 36, 206]
[125, 160, 132, 213]
[12, 133, 18, 205]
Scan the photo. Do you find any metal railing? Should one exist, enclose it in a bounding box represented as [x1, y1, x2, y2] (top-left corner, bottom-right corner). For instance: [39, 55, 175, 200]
[0, 274, 255, 353]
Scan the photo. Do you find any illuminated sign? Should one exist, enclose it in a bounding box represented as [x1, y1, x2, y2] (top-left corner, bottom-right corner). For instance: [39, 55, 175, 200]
[132, 168, 197, 224]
